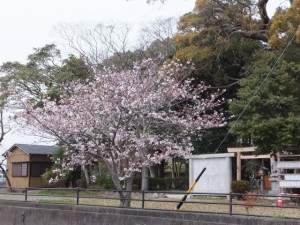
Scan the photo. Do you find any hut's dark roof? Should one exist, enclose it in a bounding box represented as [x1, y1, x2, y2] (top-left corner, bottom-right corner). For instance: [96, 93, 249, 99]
[6, 143, 58, 155]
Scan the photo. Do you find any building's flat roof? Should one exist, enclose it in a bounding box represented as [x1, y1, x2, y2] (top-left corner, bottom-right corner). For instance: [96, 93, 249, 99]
[189, 153, 235, 159]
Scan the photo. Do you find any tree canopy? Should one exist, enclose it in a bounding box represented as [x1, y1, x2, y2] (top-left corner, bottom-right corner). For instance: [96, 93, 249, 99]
[228, 0, 300, 153]
[0, 44, 92, 105]
[16, 59, 224, 206]
[229, 49, 300, 153]
[172, 0, 300, 154]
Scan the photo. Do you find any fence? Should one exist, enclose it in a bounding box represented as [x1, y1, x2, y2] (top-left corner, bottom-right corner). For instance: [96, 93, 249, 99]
[0, 187, 299, 219]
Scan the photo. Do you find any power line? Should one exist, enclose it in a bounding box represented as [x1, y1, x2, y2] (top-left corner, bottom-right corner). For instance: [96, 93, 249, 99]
[212, 26, 300, 156]
[175, 27, 300, 210]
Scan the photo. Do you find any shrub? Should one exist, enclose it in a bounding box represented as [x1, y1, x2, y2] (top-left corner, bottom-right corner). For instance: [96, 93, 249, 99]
[133, 176, 142, 190]
[42, 169, 55, 181]
[148, 177, 189, 190]
[173, 177, 189, 190]
[97, 176, 115, 189]
[231, 180, 250, 194]
[149, 177, 166, 190]
[132, 184, 140, 190]
[76, 178, 87, 188]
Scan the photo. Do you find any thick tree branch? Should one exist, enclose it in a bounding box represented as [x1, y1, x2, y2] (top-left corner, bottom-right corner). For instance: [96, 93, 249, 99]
[257, 0, 270, 29]
[231, 30, 268, 42]
[0, 110, 12, 143]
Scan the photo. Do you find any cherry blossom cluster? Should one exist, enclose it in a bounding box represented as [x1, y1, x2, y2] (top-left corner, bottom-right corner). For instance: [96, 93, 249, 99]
[17, 58, 224, 182]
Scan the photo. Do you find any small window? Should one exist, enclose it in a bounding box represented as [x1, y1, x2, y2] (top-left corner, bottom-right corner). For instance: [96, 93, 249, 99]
[30, 162, 52, 177]
[12, 163, 28, 177]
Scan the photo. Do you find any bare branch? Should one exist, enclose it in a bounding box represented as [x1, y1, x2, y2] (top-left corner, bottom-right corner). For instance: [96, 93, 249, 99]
[55, 23, 132, 70]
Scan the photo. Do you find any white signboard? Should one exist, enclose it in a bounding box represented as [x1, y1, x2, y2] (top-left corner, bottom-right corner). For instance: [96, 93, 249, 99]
[189, 153, 235, 194]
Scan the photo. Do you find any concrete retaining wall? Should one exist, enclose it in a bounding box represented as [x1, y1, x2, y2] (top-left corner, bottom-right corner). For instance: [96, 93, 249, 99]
[0, 201, 299, 225]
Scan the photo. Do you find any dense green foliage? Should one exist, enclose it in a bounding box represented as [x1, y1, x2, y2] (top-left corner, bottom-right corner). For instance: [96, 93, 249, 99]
[174, 0, 264, 90]
[0, 44, 92, 105]
[42, 146, 82, 187]
[192, 127, 236, 154]
[231, 180, 251, 193]
[172, 0, 269, 153]
[173, 0, 300, 154]
[229, 50, 300, 153]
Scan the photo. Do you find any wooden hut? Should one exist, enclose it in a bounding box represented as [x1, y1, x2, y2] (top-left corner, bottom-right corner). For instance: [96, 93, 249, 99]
[3, 143, 58, 188]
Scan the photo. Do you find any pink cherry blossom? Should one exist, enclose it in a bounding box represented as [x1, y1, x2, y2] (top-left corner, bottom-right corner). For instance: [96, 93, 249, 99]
[16, 58, 224, 204]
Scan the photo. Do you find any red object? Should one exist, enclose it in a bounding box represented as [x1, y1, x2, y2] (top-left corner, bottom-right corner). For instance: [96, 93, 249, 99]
[277, 196, 283, 207]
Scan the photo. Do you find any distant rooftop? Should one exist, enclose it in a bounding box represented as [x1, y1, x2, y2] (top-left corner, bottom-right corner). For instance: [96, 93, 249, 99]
[5, 143, 58, 156]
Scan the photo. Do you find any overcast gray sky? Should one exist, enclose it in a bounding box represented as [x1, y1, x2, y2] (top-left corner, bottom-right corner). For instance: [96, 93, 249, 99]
[0, 0, 289, 151]
[0, 0, 194, 64]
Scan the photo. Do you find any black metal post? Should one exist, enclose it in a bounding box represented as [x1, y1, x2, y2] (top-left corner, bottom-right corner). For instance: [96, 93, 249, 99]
[141, 190, 145, 209]
[25, 187, 28, 202]
[229, 192, 233, 215]
[76, 187, 80, 205]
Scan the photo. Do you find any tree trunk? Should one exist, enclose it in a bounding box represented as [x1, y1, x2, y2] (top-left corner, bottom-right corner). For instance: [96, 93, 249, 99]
[184, 161, 189, 178]
[82, 165, 90, 188]
[118, 190, 132, 208]
[158, 160, 165, 178]
[177, 162, 182, 178]
[141, 166, 149, 191]
[0, 165, 12, 190]
[118, 175, 133, 207]
[111, 173, 133, 208]
[171, 157, 176, 189]
[98, 161, 102, 177]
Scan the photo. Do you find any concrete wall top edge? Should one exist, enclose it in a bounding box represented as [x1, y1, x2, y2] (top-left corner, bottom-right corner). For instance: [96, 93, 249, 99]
[0, 200, 299, 225]
[188, 153, 235, 159]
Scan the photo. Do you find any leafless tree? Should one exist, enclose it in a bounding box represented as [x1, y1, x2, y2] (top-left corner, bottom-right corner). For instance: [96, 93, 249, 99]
[55, 23, 132, 71]
[137, 17, 178, 59]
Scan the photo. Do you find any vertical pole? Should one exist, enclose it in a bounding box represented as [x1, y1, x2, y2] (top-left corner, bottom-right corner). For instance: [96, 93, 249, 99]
[175, 167, 206, 210]
[270, 155, 275, 175]
[237, 152, 241, 180]
[141, 190, 145, 209]
[229, 192, 233, 215]
[76, 187, 80, 205]
[25, 187, 28, 202]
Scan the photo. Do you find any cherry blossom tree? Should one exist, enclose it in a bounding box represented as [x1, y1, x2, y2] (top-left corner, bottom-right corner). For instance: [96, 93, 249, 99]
[17, 58, 224, 207]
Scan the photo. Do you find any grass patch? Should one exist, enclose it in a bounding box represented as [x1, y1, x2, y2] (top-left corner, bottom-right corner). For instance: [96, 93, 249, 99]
[35, 189, 77, 196]
[273, 214, 285, 219]
[77, 190, 106, 197]
[34, 189, 106, 197]
[37, 198, 75, 204]
[191, 195, 226, 201]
